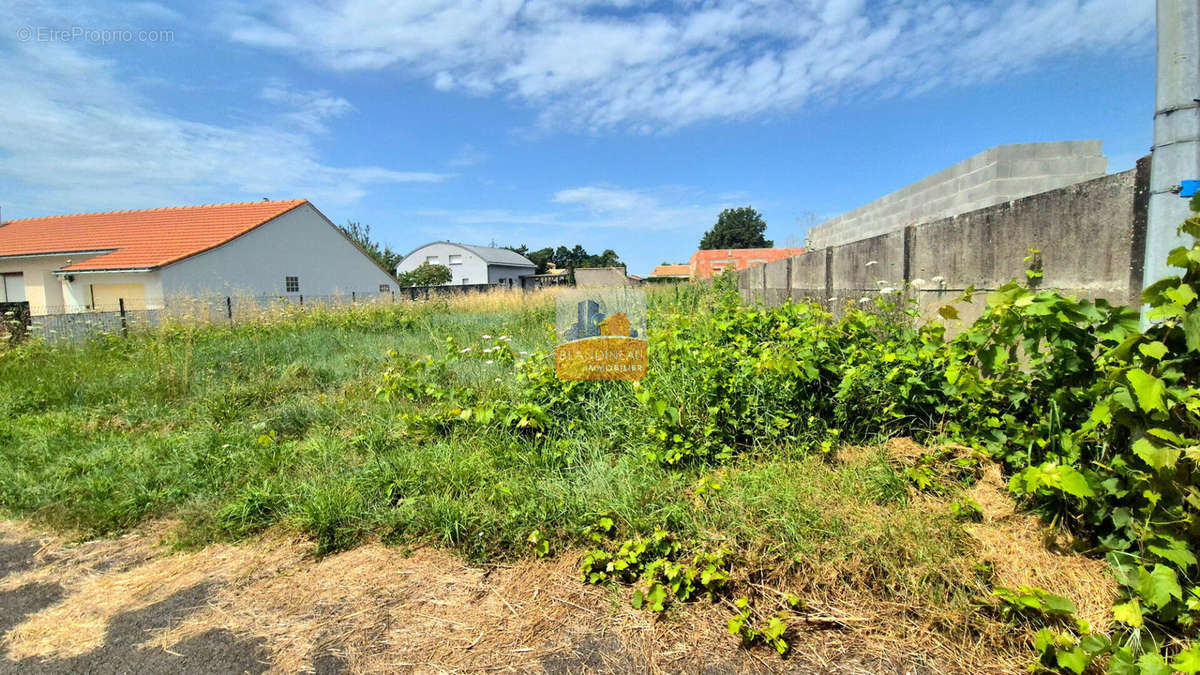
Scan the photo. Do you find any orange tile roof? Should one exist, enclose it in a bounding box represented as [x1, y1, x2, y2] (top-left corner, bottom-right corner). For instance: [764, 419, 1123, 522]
[649, 264, 690, 277]
[0, 200, 308, 272]
[689, 247, 806, 279]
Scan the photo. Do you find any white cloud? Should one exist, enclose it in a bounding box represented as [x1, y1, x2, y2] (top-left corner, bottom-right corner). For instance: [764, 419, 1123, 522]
[261, 81, 355, 132]
[552, 185, 658, 213]
[447, 143, 488, 168]
[0, 41, 449, 216]
[422, 183, 726, 232]
[220, 0, 1153, 131]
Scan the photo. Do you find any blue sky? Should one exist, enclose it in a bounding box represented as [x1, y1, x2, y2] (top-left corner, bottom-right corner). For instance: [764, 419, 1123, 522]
[0, 1, 1155, 275]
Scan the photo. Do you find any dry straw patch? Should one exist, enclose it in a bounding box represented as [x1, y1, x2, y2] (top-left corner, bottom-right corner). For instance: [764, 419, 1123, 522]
[877, 438, 1118, 634]
[2, 518, 1027, 674]
[963, 464, 1117, 631]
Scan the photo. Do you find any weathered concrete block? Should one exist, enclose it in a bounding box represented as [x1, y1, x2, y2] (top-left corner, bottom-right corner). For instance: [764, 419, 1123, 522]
[907, 171, 1138, 296]
[790, 252, 826, 294]
[829, 230, 905, 293]
[806, 141, 1108, 250]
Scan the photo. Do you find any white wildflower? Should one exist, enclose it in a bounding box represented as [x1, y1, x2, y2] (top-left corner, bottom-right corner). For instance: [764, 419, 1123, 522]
[459, 347, 471, 353]
[483, 347, 493, 353]
[880, 287, 898, 294]
[865, 260, 878, 267]
[931, 276, 946, 284]
[499, 335, 511, 341]
[858, 297, 871, 304]
[519, 351, 529, 355]
[827, 297, 839, 302]
[485, 359, 494, 365]
[481, 334, 492, 339]
[910, 278, 926, 287]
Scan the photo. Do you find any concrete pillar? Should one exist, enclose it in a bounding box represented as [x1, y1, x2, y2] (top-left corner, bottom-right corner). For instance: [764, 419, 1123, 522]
[1144, 0, 1200, 301]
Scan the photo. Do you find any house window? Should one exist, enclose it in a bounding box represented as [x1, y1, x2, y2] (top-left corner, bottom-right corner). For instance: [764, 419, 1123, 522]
[379, 284, 389, 293]
[448, 254, 462, 265]
[425, 255, 440, 264]
[285, 276, 300, 293]
[462, 278, 469, 284]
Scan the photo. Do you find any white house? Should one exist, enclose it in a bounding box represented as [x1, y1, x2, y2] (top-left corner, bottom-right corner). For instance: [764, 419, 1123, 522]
[0, 199, 398, 315]
[396, 241, 536, 287]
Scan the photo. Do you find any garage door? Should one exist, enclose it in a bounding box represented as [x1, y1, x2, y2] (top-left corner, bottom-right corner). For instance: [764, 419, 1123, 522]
[90, 283, 147, 311]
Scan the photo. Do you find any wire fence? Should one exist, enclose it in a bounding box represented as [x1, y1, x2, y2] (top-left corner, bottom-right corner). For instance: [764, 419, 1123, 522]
[3, 283, 501, 344]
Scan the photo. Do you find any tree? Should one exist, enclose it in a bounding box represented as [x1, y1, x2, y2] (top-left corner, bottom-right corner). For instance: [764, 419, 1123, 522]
[699, 207, 773, 250]
[339, 220, 404, 273]
[505, 243, 622, 275]
[396, 262, 452, 287]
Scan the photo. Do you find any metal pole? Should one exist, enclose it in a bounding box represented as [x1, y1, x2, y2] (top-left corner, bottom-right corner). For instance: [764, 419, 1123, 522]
[118, 298, 128, 338]
[1144, 0, 1200, 320]
[226, 296, 233, 323]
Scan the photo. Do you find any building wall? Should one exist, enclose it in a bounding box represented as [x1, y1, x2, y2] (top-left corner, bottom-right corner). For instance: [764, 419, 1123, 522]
[64, 271, 164, 312]
[740, 158, 1150, 324]
[161, 203, 396, 299]
[575, 267, 631, 288]
[487, 264, 535, 286]
[806, 141, 1109, 250]
[0, 255, 168, 315]
[0, 255, 70, 313]
[395, 242, 490, 286]
[689, 247, 806, 280]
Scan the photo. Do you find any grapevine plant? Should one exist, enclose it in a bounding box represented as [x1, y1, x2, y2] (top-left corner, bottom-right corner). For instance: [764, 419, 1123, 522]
[372, 198, 1200, 669]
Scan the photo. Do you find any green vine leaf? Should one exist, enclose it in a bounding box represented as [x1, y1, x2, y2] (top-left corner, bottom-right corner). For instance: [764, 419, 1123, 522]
[1137, 652, 1172, 675]
[1138, 341, 1169, 360]
[1126, 370, 1168, 414]
[1112, 599, 1143, 628]
[1185, 311, 1200, 351]
[1172, 645, 1200, 674]
[1055, 646, 1090, 674]
[1133, 438, 1181, 472]
[1137, 565, 1183, 610]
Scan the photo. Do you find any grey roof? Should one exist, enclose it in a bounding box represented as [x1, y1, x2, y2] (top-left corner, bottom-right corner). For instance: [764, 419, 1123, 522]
[456, 243, 536, 267]
[404, 241, 535, 268]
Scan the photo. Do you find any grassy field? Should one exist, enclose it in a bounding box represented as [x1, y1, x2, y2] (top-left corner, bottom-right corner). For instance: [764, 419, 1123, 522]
[0, 283, 1076, 665]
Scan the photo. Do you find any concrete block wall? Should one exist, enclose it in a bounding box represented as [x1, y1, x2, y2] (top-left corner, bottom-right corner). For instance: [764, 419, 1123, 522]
[806, 141, 1108, 250]
[741, 157, 1150, 319]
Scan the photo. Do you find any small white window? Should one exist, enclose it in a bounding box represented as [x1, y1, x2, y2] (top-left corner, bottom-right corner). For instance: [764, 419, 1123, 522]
[425, 255, 440, 264]
[285, 276, 300, 293]
[448, 254, 463, 265]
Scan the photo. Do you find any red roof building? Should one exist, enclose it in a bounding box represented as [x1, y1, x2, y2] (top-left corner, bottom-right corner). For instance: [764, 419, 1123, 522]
[0, 200, 398, 315]
[648, 264, 690, 279]
[688, 247, 806, 280]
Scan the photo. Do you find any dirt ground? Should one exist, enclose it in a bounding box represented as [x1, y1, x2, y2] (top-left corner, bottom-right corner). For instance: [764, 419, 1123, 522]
[0, 520, 968, 674]
[0, 439, 1116, 674]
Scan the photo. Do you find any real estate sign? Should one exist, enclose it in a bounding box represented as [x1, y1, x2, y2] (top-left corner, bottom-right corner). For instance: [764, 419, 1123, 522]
[554, 288, 647, 380]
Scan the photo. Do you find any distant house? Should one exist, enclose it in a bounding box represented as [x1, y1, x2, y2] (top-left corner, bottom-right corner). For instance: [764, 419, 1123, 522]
[0, 199, 398, 315]
[395, 242, 535, 288]
[522, 263, 570, 290]
[647, 264, 690, 281]
[689, 247, 806, 280]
